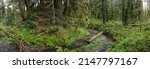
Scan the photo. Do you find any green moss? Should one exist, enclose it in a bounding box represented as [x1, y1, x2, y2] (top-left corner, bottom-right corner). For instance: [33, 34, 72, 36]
[72, 36, 105, 52]
[89, 18, 150, 52]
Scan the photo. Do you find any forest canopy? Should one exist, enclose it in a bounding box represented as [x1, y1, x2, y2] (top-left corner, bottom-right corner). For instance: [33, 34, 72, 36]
[0, 0, 150, 52]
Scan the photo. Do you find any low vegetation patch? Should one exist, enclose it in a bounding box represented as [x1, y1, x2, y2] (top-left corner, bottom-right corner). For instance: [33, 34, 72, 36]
[89, 19, 150, 52]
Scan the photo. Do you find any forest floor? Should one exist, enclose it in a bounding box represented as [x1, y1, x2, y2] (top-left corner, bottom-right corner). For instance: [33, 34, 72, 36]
[99, 35, 113, 52]
[0, 29, 113, 52]
[0, 17, 149, 52]
[0, 42, 17, 52]
[72, 29, 113, 52]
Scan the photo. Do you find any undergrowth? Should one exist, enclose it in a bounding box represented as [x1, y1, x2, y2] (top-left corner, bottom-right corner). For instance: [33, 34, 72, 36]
[0, 23, 90, 52]
[1, 17, 150, 52]
[90, 18, 150, 52]
[71, 36, 105, 52]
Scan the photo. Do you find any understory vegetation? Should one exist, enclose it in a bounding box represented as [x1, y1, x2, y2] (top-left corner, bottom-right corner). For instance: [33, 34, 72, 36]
[90, 19, 150, 52]
[0, 0, 150, 52]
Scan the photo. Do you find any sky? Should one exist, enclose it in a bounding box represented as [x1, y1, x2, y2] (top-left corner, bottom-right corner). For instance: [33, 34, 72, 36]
[143, 0, 148, 9]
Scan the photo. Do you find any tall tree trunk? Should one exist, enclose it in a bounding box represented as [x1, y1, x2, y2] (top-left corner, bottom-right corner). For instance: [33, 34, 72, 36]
[52, 0, 56, 23]
[123, 0, 135, 25]
[54, 0, 64, 16]
[102, 0, 108, 24]
[148, 0, 150, 21]
[24, 0, 31, 11]
[40, 0, 45, 6]
[122, 0, 125, 23]
[18, 0, 26, 21]
[136, 0, 143, 22]
[1, 0, 5, 17]
[111, 0, 114, 20]
[123, 0, 143, 25]
[124, 0, 130, 25]
[63, 0, 71, 16]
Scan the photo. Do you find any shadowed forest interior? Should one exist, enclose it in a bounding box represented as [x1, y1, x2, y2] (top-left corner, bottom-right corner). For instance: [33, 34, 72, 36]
[0, 0, 150, 52]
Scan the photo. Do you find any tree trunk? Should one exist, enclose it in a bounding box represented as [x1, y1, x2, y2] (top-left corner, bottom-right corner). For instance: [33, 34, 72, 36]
[24, 0, 31, 11]
[40, 0, 45, 6]
[63, 0, 71, 16]
[111, 0, 114, 20]
[123, 0, 134, 25]
[122, 0, 125, 23]
[1, 0, 5, 17]
[136, 0, 143, 22]
[102, 0, 108, 24]
[54, 0, 64, 16]
[124, 0, 130, 25]
[18, 0, 26, 21]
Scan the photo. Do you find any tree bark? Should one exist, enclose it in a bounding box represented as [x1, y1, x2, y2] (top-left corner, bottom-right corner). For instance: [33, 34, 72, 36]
[122, 0, 125, 23]
[102, 0, 108, 24]
[54, 0, 64, 16]
[18, 0, 26, 21]
[63, 0, 71, 16]
[24, 0, 31, 11]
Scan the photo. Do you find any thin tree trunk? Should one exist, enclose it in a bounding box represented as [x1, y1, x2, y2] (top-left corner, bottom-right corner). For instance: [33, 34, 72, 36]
[24, 0, 31, 11]
[52, 0, 56, 23]
[122, 0, 125, 23]
[111, 1, 114, 20]
[18, 0, 26, 21]
[102, 0, 108, 24]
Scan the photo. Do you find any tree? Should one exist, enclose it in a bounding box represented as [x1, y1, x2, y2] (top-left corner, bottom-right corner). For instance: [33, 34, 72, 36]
[54, 0, 64, 16]
[63, 0, 71, 16]
[148, 0, 150, 19]
[122, 0, 143, 25]
[18, 0, 26, 21]
[101, 0, 108, 24]
[135, 0, 143, 22]
[110, 0, 114, 20]
[0, 0, 5, 17]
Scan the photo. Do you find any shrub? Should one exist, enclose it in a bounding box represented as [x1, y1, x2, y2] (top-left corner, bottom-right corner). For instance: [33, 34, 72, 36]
[90, 19, 150, 52]
[109, 32, 150, 52]
[13, 27, 90, 51]
[72, 36, 105, 52]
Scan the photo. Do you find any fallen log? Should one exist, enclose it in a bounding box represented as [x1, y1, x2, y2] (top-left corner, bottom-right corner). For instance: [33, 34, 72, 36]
[0, 28, 30, 52]
[85, 31, 103, 43]
[74, 31, 103, 48]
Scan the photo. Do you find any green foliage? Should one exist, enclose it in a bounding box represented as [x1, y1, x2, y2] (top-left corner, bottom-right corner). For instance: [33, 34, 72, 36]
[0, 0, 149, 52]
[90, 0, 101, 18]
[0, 26, 18, 45]
[23, 20, 36, 29]
[72, 36, 105, 52]
[79, 0, 90, 27]
[122, 0, 144, 25]
[0, 37, 14, 45]
[89, 19, 150, 52]
[94, 20, 150, 52]
[70, 0, 90, 27]
[23, 13, 36, 29]
[2, 8, 14, 26]
[109, 32, 150, 52]
[88, 18, 102, 29]
[12, 27, 90, 51]
[143, 24, 150, 31]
